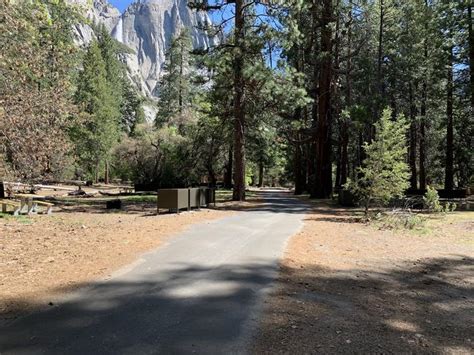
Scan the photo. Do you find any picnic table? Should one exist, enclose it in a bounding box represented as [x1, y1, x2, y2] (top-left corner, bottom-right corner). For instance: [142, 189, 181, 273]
[0, 199, 21, 216]
[0, 181, 53, 215]
[13, 194, 54, 215]
[118, 186, 134, 194]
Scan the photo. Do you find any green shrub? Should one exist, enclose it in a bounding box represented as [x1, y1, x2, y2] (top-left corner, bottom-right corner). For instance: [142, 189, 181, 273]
[423, 185, 442, 212]
[404, 214, 425, 230]
[374, 211, 425, 230]
[423, 186, 457, 213]
[445, 202, 457, 213]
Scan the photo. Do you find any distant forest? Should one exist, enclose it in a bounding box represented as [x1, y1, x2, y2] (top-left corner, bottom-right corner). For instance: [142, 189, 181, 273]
[0, 0, 472, 201]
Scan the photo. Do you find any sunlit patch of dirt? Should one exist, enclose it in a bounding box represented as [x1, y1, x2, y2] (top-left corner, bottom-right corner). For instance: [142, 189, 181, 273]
[254, 202, 473, 354]
[0, 208, 233, 322]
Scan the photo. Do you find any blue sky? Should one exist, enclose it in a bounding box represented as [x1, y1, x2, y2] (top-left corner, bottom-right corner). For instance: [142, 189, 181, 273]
[108, 0, 233, 28]
[109, 0, 132, 12]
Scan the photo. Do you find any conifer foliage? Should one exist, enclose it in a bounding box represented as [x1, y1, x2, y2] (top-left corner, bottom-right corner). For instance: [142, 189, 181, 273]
[72, 40, 121, 182]
[156, 29, 195, 131]
[346, 108, 410, 215]
[72, 26, 144, 182]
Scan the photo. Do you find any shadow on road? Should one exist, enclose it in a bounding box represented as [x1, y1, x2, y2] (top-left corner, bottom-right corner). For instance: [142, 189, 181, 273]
[1, 256, 472, 353]
[1, 261, 277, 353]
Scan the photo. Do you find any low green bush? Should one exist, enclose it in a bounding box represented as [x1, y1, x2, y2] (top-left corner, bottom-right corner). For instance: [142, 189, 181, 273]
[423, 186, 457, 213]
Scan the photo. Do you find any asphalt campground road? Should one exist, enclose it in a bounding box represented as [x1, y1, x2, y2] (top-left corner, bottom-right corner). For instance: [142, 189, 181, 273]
[0, 191, 310, 354]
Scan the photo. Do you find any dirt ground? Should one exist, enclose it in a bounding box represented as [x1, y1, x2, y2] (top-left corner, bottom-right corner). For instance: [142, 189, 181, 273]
[253, 201, 473, 354]
[0, 198, 234, 323]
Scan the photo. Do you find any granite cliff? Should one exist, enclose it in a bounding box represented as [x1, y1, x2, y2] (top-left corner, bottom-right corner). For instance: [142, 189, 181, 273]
[70, 0, 214, 98]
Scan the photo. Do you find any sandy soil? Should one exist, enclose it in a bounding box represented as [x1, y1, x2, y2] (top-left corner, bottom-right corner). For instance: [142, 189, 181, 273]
[0, 202, 233, 323]
[253, 201, 474, 354]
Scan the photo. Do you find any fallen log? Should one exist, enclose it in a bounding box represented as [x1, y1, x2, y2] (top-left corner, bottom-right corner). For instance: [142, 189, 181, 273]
[4, 182, 76, 192]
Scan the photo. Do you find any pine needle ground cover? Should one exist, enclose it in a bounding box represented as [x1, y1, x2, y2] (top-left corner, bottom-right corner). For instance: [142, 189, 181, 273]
[0, 206, 233, 324]
[254, 201, 473, 354]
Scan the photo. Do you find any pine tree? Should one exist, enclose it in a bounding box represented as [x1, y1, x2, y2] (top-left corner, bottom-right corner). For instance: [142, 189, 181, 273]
[347, 108, 410, 216]
[72, 40, 121, 182]
[122, 81, 145, 136]
[156, 29, 195, 132]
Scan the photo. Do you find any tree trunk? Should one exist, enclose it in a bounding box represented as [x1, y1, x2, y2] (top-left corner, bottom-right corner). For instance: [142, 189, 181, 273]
[335, 142, 341, 189]
[208, 165, 217, 187]
[178, 42, 183, 114]
[232, 0, 246, 201]
[377, 0, 384, 95]
[292, 16, 306, 196]
[340, 2, 352, 187]
[258, 162, 264, 187]
[468, 3, 474, 111]
[357, 131, 364, 170]
[419, 80, 427, 190]
[224, 145, 233, 189]
[294, 140, 304, 195]
[419, 1, 429, 190]
[312, 0, 333, 199]
[340, 127, 349, 187]
[409, 83, 417, 189]
[334, 0, 343, 190]
[94, 160, 100, 184]
[104, 159, 110, 185]
[445, 45, 454, 191]
[308, 2, 319, 197]
[374, 0, 385, 142]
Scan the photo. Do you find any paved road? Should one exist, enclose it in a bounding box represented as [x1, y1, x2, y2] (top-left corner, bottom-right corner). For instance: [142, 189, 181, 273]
[0, 192, 309, 354]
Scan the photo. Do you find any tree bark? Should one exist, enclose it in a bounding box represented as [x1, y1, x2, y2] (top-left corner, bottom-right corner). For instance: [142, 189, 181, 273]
[258, 162, 264, 188]
[468, 3, 474, 111]
[178, 40, 183, 114]
[419, 79, 427, 190]
[232, 0, 246, 201]
[335, 142, 341, 189]
[207, 165, 217, 187]
[374, 0, 385, 130]
[224, 145, 233, 189]
[312, 0, 333, 199]
[308, 1, 319, 197]
[104, 159, 109, 185]
[95, 161, 99, 184]
[419, 0, 429, 190]
[445, 45, 454, 190]
[357, 131, 364, 172]
[294, 140, 304, 195]
[340, 127, 349, 186]
[334, 0, 342, 189]
[340, 4, 352, 187]
[292, 18, 306, 196]
[409, 83, 417, 189]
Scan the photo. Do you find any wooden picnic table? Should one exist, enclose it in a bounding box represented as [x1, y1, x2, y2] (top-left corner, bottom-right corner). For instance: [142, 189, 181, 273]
[13, 194, 54, 215]
[118, 186, 134, 193]
[0, 198, 21, 216]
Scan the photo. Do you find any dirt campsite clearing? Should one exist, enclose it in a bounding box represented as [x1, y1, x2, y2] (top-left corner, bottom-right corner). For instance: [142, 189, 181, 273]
[0, 185, 248, 323]
[253, 200, 473, 354]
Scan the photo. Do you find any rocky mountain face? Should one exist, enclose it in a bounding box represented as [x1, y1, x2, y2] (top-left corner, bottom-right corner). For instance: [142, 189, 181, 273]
[70, 0, 214, 98]
[69, 0, 121, 43]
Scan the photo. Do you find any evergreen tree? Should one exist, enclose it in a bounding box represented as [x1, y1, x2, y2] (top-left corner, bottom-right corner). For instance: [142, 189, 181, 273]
[72, 40, 121, 182]
[122, 81, 145, 136]
[347, 108, 410, 216]
[156, 29, 195, 132]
